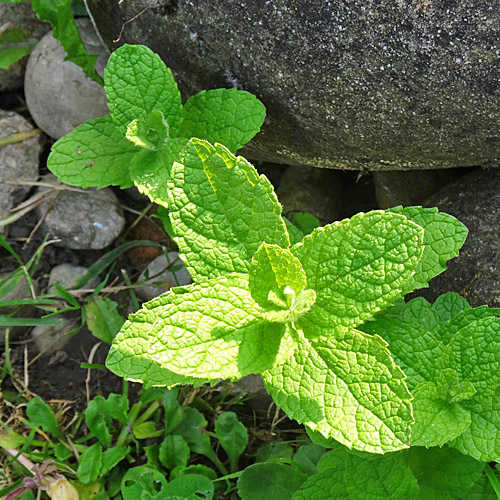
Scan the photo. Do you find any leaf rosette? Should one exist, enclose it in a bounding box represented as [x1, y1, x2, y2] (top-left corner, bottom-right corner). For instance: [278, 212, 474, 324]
[107, 138, 467, 454]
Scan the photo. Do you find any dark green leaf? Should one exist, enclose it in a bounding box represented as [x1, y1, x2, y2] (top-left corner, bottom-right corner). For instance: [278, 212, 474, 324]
[237, 463, 306, 500]
[77, 442, 103, 484]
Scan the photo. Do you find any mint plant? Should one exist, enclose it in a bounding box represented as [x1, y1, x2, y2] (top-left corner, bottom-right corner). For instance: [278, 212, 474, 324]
[361, 292, 500, 463]
[106, 137, 467, 455]
[47, 44, 265, 205]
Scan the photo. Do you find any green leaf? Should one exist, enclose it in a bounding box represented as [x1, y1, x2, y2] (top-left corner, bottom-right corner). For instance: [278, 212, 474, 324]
[159, 434, 190, 470]
[54, 442, 72, 461]
[237, 463, 307, 500]
[129, 138, 187, 206]
[167, 139, 289, 280]
[120, 465, 167, 500]
[405, 446, 484, 500]
[86, 298, 125, 344]
[263, 327, 413, 453]
[462, 473, 498, 500]
[293, 210, 424, 332]
[171, 407, 214, 460]
[77, 443, 103, 484]
[162, 389, 186, 434]
[107, 274, 287, 384]
[30, 0, 102, 84]
[160, 474, 214, 500]
[47, 116, 136, 189]
[292, 443, 325, 476]
[411, 381, 471, 447]
[256, 442, 294, 463]
[361, 297, 445, 388]
[100, 446, 130, 476]
[126, 110, 170, 151]
[133, 421, 163, 439]
[85, 394, 128, 446]
[249, 243, 308, 309]
[26, 397, 63, 438]
[214, 411, 248, 472]
[179, 88, 265, 152]
[432, 292, 470, 322]
[440, 315, 500, 397]
[284, 218, 305, 246]
[104, 44, 182, 133]
[0, 28, 34, 70]
[344, 452, 419, 500]
[450, 393, 500, 462]
[388, 206, 467, 294]
[437, 305, 500, 344]
[292, 213, 321, 236]
[291, 470, 349, 500]
[170, 465, 218, 483]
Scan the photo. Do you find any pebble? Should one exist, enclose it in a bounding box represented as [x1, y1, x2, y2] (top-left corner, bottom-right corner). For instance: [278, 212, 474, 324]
[24, 18, 109, 139]
[31, 317, 77, 355]
[35, 174, 126, 250]
[0, 110, 42, 233]
[136, 251, 191, 302]
[48, 264, 98, 294]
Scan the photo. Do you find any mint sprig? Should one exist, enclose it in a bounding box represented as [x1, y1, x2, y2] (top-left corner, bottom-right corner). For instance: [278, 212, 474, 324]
[363, 293, 500, 461]
[47, 44, 266, 205]
[107, 138, 468, 454]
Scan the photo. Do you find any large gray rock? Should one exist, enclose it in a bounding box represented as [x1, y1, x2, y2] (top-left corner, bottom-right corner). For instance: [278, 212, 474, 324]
[423, 168, 500, 308]
[0, 2, 49, 91]
[85, 0, 499, 171]
[35, 174, 126, 250]
[24, 18, 109, 139]
[0, 110, 42, 232]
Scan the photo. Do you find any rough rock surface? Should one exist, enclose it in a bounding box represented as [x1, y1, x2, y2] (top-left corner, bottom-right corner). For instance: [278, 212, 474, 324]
[136, 251, 191, 302]
[0, 110, 42, 231]
[0, 2, 49, 91]
[276, 166, 343, 225]
[423, 168, 500, 308]
[35, 174, 125, 250]
[373, 169, 462, 209]
[24, 18, 109, 139]
[86, 0, 499, 170]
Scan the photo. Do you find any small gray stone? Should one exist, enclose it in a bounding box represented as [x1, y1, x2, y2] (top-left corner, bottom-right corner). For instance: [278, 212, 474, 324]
[0, 2, 49, 91]
[24, 17, 109, 139]
[48, 264, 98, 294]
[136, 251, 191, 302]
[230, 374, 273, 414]
[423, 168, 500, 308]
[0, 110, 42, 232]
[373, 169, 462, 209]
[35, 174, 125, 250]
[31, 317, 76, 355]
[276, 166, 343, 225]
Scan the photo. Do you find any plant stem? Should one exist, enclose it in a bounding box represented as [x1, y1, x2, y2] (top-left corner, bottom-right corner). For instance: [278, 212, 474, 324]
[485, 464, 500, 499]
[0, 129, 42, 148]
[133, 401, 160, 427]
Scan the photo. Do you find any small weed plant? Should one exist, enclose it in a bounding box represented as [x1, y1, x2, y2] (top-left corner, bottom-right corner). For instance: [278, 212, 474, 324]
[1, 19, 499, 498]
